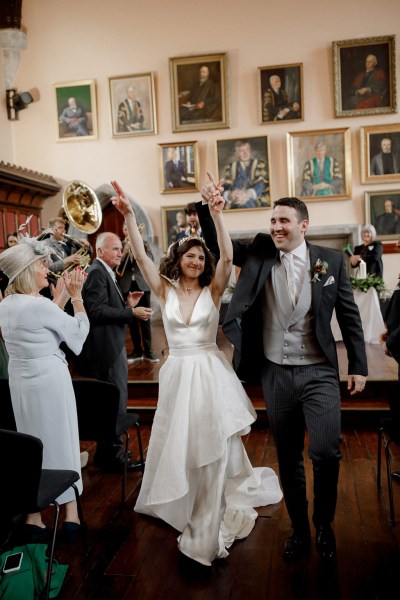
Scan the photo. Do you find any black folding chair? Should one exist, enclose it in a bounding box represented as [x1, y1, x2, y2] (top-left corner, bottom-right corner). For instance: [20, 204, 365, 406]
[377, 381, 400, 525]
[0, 428, 85, 600]
[72, 378, 145, 505]
[0, 379, 17, 431]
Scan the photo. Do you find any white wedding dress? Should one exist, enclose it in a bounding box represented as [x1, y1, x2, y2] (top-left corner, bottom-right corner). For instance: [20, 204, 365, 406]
[135, 285, 282, 565]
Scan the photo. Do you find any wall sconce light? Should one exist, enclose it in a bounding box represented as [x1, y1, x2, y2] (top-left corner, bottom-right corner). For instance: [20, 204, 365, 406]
[6, 88, 33, 120]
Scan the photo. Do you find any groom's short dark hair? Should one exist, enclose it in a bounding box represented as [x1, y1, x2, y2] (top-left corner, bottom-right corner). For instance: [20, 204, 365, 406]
[273, 197, 309, 222]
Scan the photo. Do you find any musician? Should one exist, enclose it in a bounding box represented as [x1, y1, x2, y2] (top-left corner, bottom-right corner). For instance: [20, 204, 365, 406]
[117, 223, 159, 363]
[45, 217, 83, 274]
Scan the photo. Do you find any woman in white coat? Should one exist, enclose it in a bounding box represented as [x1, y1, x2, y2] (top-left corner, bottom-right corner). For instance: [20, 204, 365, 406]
[0, 237, 89, 541]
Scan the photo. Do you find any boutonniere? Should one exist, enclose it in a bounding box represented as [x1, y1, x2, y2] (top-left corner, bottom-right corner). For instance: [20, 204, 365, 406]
[311, 258, 328, 283]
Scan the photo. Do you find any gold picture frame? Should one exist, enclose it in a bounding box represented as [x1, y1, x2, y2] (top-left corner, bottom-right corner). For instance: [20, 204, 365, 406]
[169, 53, 229, 133]
[333, 35, 397, 118]
[215, 135, 271, 210]
[54, 79, 98, 142]
[287, 128, 352, 201]
[365, 190, 400, 240]
[158, 141, 200, 194]
[361, 123, 400, 184]
[108, 72, 157, 138]
[258, 63, 303, 124]
[160, 204, 187, 251]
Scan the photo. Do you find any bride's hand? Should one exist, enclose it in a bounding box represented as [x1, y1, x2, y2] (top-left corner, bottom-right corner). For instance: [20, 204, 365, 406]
[111, 180, 133, 217]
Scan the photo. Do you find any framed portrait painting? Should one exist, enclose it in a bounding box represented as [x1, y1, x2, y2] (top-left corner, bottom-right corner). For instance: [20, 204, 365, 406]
[258, 63, 303, 124]
[108, 72, 157, 138]
[333, 35, 397, 118]
[54, 80, 98, 141]
[365, 190, 400, 240]
[158, 141, 200, 194]
[161, 205, 187, 251]
[169, 53, 229, 133]
[287, 128, 351, 201]
[361, 123, 400, 184]
[215, 136, 270, 210]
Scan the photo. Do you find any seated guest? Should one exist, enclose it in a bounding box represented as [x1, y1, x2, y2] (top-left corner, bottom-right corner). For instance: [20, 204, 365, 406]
[350, 224, 383, 278]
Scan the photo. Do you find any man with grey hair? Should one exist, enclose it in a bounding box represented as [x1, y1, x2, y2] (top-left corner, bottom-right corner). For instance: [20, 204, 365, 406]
[76, 231, 153, 472]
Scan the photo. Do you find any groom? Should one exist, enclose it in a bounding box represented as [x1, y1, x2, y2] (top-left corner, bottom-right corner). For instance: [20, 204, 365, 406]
[197, 192, 367, 561]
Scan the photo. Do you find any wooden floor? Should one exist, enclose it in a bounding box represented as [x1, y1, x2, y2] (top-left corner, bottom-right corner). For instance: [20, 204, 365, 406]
[52, 322, 400, 599]
[48, 415, 400, 600]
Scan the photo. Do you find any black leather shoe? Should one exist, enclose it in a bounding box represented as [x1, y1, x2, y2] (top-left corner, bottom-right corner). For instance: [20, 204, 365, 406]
[62, 521, 82, 544]
[21, 524, 51, 543]
[315, 524, 336, 561]
[283, 530, 311, 561]
[127, 459, 144, 472]
[391, 471, 400, 482]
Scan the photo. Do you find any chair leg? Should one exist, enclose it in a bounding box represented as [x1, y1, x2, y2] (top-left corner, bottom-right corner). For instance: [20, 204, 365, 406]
[121, 431, 129, 506]
[44, 501, 60, 600]
[72, 483, 88, 557]
[135, 421, 145, 476]
[377, 426, 383, 489]
[385, 439, 396, 526]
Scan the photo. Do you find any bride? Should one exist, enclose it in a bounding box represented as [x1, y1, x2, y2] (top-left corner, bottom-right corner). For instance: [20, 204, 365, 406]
[111, 177, 282, 566]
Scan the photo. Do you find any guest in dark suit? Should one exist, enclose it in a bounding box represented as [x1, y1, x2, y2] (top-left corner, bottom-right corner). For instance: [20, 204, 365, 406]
[197, 188, 368, 562]
[117, 222, 159, 364]
[380, 242, 400, 479]
[380, 243, 400, 368]
[76, 231, 153, 471]
[350, 224, 383, 278]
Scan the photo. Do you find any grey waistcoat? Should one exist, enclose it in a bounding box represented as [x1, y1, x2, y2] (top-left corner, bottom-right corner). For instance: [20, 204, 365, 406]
[262, 257, 326, 366]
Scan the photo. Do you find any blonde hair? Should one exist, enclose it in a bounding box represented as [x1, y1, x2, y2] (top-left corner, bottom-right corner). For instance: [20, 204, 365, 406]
[5, 260, 40, 297]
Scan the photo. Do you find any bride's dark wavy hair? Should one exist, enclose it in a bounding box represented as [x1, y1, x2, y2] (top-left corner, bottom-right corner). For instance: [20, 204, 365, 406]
[160, 238, 215, 287]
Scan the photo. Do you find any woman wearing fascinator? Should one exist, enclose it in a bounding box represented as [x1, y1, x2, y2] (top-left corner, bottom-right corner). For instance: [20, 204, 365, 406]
[0, 234, 89, 543]
[111, 177, 282, 567]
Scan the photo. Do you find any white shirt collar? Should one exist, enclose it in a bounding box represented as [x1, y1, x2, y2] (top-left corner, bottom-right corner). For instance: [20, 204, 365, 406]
[97, 257, 116, 278]
[280, 240, 307, 262]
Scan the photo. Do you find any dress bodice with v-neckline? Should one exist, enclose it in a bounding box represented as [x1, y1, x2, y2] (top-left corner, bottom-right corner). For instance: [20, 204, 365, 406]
[162, 285, 219, 349]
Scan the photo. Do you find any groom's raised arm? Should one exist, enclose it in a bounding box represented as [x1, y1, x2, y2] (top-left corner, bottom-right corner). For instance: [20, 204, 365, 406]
[196, 199, 220, 260]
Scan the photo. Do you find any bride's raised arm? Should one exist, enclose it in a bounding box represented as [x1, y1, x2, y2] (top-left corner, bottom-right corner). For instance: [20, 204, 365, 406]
[204, 174, 233, 299]
[111, 180, 165, 299]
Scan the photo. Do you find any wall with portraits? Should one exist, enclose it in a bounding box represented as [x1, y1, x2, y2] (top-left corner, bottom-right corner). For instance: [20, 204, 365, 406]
[3, 0, 400, 288]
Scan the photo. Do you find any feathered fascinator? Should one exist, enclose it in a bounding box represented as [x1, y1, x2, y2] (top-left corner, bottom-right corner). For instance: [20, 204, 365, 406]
[0, 217, 51, 284]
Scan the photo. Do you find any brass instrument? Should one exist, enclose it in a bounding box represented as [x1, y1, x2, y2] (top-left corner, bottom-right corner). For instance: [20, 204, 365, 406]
[62, 180, 102, 235]
[115, 223, 145, 278]
[61, 180, 103, 272]
[62, 234, 91, 271]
